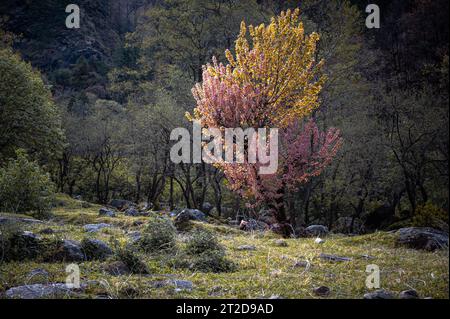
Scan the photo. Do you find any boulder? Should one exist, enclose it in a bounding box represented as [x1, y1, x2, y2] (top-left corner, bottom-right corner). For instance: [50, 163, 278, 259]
[174, 211, 191, 231]
[399, 289, 419, 299]
[176, 209, 206, 222]
[201, 202, 214, 214]
[0, 216, 43, 225]
[334, 217, 365, 234]
[52, 239, 85, 262]
[83, 223, 112, 233]
[81, 238, 113, 260]
[305, 225, 329, 237]
[237, 245, 256, 251]
[396, 227, 448, 251]
[124, 207, 148, 217]
[98, 207, 116, 217]
[5, 283, 81, 299]
[363, 289, 395, 299]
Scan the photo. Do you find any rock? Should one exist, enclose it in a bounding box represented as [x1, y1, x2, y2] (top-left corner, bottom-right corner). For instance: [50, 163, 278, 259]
[153, 279, 194, 291]
[81, 238, 113, 260]
[237, 245, 256, 251]
[396, 227, 448, 251]
[180, 209, 206, 221]
[319, 253, 352, 262]
[172, 279, 194, 291]
[127, 231, 142, 243]
[273, 239, 288, 247]
[399, 289, 419, 299]
[98, 207, 116, 217]
[334, 217, 365, 234]
[102, 261, 130, 276]
[305, 225, 329, 237]
[53, 239, 85, 262]
[269, 294, 283, 299]
[5, 283, 81, 299]
[83, 223, 112, 233]
[109, 199, 136, 211]
[314, 237, 325, 244]
[363, 289, 395, 299]
[313, 286, 330, 297]
[124, 207, 148, 217]
[0, 216, 43, 225]
[201, 202, 214, 214]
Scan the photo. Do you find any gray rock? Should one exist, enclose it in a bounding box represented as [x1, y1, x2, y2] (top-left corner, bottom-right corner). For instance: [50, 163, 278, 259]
[305, 225, 329, 237]
[273, 239, 288, 247]
[177, 209, 206, 222]
[81, 238, 113, 260]
[0, 216, 43, 225]
[83, 223, 112, 233]
[399, 289, 419, 299]
[5, 283, 81, 299]
[99, 207, 116, 217]
[269, 294, 283, 299]
[363, 289, 395, 299]
[55, 239, 85, 262]
[127, 231, 142, 243]
[124, 207, 139, 216]
[313, 286, 330, 297]
[237, 245, 256, 251]
[172, 279, 194, 291]
[397, 227, 448, 251]
[293, 260, 310, 268]
[201, 202, 214, 214]
[319, 253, 352, 262]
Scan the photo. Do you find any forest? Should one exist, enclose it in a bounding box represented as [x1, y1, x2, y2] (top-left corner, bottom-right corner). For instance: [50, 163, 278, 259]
[0, 0, 448, 300]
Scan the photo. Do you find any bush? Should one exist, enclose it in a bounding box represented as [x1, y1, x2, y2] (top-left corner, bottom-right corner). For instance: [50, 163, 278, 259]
[185, 229, 224, 255]
[138, 216, 177, 253]
[115, 247, 149, 274]
[412, 202, 449, 231]
[0, 150, 55, 218]
[184, 229, 235, 273]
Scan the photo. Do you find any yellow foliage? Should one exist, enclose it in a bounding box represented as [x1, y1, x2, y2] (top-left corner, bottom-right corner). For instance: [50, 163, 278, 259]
[220, 8, 325, 127]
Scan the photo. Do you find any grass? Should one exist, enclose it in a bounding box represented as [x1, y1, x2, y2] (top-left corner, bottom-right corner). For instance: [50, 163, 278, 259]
[0, 196, 448, 299]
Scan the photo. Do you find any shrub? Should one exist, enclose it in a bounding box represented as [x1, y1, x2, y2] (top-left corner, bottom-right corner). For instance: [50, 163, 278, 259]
[412, 202, 449, 231]
[115, 246, 149, 274]
[184, 229, 235, 273]
[185, 229, 224, 255]
[139, 216, 177, 253]
[0, 150, 55, 218]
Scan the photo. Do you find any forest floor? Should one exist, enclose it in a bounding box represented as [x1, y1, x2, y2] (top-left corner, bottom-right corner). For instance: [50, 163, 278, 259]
[0, 195, 448, 299]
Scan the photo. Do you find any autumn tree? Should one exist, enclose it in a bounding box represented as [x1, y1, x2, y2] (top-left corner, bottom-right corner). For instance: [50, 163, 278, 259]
[191, 9, 342, 235]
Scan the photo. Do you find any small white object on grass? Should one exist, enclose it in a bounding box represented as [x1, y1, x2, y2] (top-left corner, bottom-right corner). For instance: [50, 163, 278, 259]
[314, 237, 325, 244]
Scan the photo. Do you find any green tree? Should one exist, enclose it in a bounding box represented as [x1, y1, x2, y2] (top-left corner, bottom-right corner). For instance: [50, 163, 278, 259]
[0, 48, 64, 162]
[0, 150, 55, 217]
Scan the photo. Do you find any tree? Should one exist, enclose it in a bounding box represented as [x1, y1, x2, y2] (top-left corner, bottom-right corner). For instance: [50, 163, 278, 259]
[0, 47, 64, 163]
[191, 9, 342, 235]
